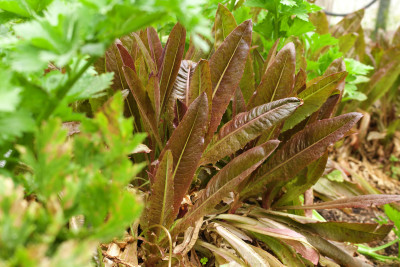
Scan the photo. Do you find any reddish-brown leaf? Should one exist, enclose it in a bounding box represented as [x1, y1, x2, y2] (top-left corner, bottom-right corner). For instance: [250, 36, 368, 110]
[207, 20, 252, 144]
[122, 66, 162, 147]
[171, 141, 279, 238]
[247, 42, 296, 109]
[162, 93, 209, 220]
[241, 112, 362, 199]
[158, 23, 186, 114]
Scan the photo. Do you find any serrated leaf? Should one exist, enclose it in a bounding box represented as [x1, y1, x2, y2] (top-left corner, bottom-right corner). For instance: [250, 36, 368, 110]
[241, 112, 362, 199]
[171, 141, 279, 237]
[282, 71, 347, 131]
[247, 42, 296, 109]
[159, 22, 186, 114]
[162, 93, 209, 221]
[122, 66, 162, 147]
[207, 20, 252, 144]
[169, 60, 197, 110]
[201, 98, 301, 165]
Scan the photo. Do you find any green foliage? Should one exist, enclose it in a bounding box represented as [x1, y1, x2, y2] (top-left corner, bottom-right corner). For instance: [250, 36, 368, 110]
[0, 93, 145, 266]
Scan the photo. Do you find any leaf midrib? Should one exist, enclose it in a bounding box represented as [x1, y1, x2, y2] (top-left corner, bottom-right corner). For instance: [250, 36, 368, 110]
[250, 118, 351, 192]
[205, 102, 292, 154]
[212, 23, 248, 99]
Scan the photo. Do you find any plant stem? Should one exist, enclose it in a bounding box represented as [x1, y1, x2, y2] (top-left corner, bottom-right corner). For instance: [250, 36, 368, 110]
[36, 56, 98, 123]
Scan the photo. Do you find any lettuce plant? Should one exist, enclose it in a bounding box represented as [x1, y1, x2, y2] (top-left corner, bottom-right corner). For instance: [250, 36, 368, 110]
[97, 5, 400, 266]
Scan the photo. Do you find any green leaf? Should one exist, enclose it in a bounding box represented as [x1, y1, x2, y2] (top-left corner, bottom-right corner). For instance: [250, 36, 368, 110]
[201, 98, 301, 165]
[282, 71, 347, 131]
[158, 22, 186, 115]
[252, 233, 306, 266]
[188, 60, 213, 110]
[162, 93, 209, 220]
[0, 110, 35, 145]
[247, 42, 296, 109]
[0, 0, 52, 17]
[207, 20, 252, 143]
[143, 150, 174, 237]
[241, 112, 362, 199]
[304, 222, 392, 243]
[214, 3, 237, 50]
[171, 141, 279, 238]
[275, 153, 328, 207]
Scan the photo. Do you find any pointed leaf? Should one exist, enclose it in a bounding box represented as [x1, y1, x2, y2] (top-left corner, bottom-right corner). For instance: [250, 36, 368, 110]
[215, 224, 270, 266]
[173, 99, 188, 128]
[147, 27, 163, 70]
[215, 3, 237, 50]
[196, 240, 245, 265]
[122, 66, 162, 147]
[248, 42, 296, 109]
[282, 72, 347, 131]
[298, 229, 364, 266]
[262, 208, 392, 244]
[201, 98, 301, 165]
[143, 150, 174, 238]
[252, 233, 306, 266]
[331, 9, 364, 38]
[215, 7, 256, 103]
[275, 153, 328, 207]
[263, 38, 280, 75]
[207, 20, 252, 143]
[279, 194, 400, 210]
[162, 93, 209, 220]
[253, 49, 265, 86]
[294, 68, 307, 94]
[304, 221, 392, 244]
[131, 32, 157, 74]
[172, 141, 279, 237]
[189, 60, 213, 110]
[146, 74, 160, 118]
[116, 42, 136, 72]
[309, 11, 329, 35]
[159, 23, 186, 114]
[250, 245, 285, 267]
[240, 55, 256, 104]
[241, 113, 362, 199]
